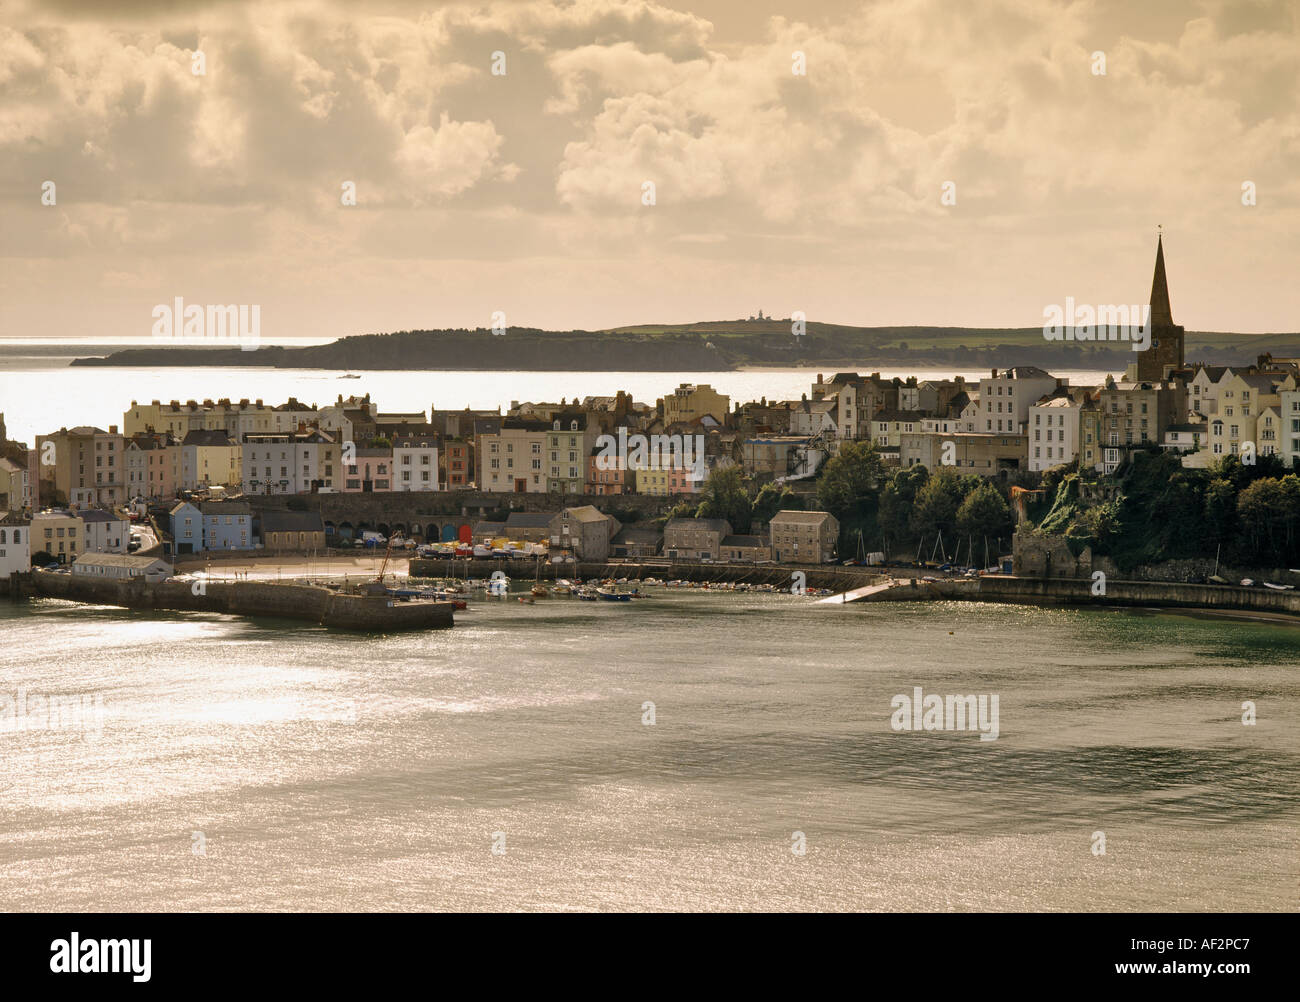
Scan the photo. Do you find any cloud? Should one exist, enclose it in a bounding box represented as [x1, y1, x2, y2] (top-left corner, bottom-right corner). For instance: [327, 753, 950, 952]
[0, 0, 1296, 335]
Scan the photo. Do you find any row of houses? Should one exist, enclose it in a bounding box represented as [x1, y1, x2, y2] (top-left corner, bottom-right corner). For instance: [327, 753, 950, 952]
[168, 501, 326, 554]
[465, 508, 841, 564]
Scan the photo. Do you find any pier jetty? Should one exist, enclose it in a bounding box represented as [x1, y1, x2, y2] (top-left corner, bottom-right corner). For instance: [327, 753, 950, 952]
[31, 569, 454, 632]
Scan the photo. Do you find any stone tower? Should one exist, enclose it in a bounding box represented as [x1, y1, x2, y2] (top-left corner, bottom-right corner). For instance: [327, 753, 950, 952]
[1136, 234, 1184, 381]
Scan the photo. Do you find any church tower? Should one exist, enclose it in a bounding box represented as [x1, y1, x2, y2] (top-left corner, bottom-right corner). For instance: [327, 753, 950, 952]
[1135, 233, 1184, 381]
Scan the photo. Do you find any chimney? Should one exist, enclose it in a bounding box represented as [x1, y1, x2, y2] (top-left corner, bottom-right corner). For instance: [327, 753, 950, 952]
[109, 424, 118, 434]
[991, 368, 998, 379]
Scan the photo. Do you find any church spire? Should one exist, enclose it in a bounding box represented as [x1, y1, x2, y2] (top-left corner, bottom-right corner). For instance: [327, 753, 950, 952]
[1148, 231, 1173, 327]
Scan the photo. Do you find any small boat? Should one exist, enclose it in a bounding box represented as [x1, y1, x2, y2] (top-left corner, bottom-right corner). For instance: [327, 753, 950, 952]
[597, 587, 632, 602]
[1263, 581, 1294, 591]
[338, 373, 361, 379]
[1240, 578, 1255, 587]
[531, 585, 550, 597]
[576, 587, 599, 601]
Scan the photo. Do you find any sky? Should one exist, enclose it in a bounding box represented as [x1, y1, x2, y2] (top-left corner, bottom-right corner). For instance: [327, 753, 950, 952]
[1, 0, 1297, 340]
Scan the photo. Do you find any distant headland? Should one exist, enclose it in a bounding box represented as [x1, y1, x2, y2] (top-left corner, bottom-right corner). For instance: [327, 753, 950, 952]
[69, 320, 1300, 371]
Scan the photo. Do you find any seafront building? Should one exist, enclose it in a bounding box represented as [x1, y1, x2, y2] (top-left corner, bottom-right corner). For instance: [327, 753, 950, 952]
[0, 516, 31, 579]
[769, 510, 840, 564]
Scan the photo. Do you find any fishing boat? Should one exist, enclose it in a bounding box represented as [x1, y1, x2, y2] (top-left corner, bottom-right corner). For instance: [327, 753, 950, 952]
[596, 587, 632, 602]
[531, 558, 549, 597]
[1263, 581, 1294, 591]
[576, 586, 599, 601]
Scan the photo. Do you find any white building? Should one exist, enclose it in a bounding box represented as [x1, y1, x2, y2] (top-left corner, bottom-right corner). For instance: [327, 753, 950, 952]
[977, 367, 1061, 435]
[77, 508, 129, 553]
[392, 434, 440, 491]
[272, 399, 321, 434]
[1028, 394, 1082, 472]
[71, 552, 171, 582]
[0, 518, 30, 578]
[242, 429, 337, 495]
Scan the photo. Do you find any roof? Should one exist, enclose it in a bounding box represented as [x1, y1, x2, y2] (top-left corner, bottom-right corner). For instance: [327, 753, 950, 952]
[944, 392, 972, 417]
[745, 435, 814, 445]
[201, 501, 252, 516]
[472, 521, 505, 534]
[504, 512, 555, 528]
[393, 435, 438, 448]
[665, 517, 731, 532]
[73, 553, 168, 569]
[0, 457, 22, 473]
[181, 429, 235, 447]
[169, 500, 199, 515]
[126, 435, 167, 450]
[259, 511, 325, 533]
[769, 509, 835, 525]
[997, 366, 1055, 380]
[76, 509, 124, 523]
[1033, 395, 1078, 409]
[721, 534, 767, 547]
[874, 409, 930, 422]
[500, 418, 552, 432]
[556, 505, 610, 523]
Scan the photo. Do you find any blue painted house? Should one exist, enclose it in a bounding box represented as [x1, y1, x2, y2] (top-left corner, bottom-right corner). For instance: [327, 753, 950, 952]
[169, 501, 202, 554]
[201, 501, 254, 551]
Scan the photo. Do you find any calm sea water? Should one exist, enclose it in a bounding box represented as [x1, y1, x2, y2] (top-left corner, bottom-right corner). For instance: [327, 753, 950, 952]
[1, 593, 1295, 911]
[0, 341, 1113, 443]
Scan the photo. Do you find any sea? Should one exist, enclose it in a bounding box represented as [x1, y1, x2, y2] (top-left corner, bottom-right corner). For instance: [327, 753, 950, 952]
[0, 593, 1296, 911]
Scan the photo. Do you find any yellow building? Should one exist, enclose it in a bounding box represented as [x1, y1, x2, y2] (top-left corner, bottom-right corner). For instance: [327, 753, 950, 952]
[180, 430, 242, 490]
[478, 420, 549, 493]
[124, 398, 276, 440]
[661, 384, 730, 426]
[31, 509, 81, 564]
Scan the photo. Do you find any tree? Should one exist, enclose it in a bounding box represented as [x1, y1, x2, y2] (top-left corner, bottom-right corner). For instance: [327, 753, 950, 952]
[752, 482, 799, 526]
[956, 481, 1012, 542]
[1237, 478, 1287, 561]
[877, 466, 928, 546]
[816, 440, 885, 524]
[910, 470, 966, 542]
[1203, 478, 1237, 549]
[663, 500, 695, 522]
[695, 465, 752, 531]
